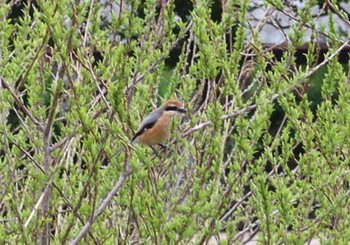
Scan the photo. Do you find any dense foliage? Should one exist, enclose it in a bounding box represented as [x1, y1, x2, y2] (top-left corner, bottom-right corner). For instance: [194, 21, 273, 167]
[1, 0, 350, 244]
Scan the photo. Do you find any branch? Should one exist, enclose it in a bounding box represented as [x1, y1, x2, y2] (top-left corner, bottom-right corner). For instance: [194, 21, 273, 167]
[11, 139, 98, 242]
[182, 104, 258, 137]
[304, 40, 350, 79]
[182, 40, 350, 137]
[70, 154, 132, 245]
[124, 20, 193, 93]
[39, 62, 65, 245]
[1, 78, 45, 132]
[45, 69, 62, 141]
[220, 191, 252, 222]
[277, 7, 344, 43]
[24, 179, 52, 228]
[326, 0, 350, 27]
[13, 26, 50, 90]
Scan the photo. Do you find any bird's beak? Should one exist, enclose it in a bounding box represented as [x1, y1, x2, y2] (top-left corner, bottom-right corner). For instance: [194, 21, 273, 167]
[178, 108, 187, 113]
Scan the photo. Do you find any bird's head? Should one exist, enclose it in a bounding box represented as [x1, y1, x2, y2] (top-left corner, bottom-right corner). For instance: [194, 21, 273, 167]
[162, 99, 187, 116]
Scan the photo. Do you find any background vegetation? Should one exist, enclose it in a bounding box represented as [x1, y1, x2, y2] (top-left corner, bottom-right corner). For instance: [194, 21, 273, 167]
[1, 0, 350, 244]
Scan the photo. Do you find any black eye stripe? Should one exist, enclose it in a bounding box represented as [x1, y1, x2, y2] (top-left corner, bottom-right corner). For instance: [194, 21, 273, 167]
[165, 106, 178, 111]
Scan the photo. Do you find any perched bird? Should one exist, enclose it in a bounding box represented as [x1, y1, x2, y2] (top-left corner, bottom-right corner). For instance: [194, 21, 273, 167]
[131, 99, 186, 148]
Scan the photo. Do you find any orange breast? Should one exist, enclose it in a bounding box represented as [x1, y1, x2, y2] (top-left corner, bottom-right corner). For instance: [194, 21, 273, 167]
[138, 114, 172, 146]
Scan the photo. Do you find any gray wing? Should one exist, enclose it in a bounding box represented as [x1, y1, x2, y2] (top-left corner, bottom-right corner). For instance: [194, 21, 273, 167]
[138, 107, 162, 130]
[131, 107, 163, 142]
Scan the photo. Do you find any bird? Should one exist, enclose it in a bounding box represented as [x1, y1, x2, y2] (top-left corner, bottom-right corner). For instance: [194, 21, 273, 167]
[131, 99, 186, 149]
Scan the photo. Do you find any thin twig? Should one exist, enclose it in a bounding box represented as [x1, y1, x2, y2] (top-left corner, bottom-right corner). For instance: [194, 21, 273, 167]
[124, 20, 193, 93]
[70, 153, 132, 245]
[304, 40, 350, 79]
[24, 181, 52, 228]
[182, 40, 350, 137]
[220, 191, 252, 222]
[1, 78, 44, 131]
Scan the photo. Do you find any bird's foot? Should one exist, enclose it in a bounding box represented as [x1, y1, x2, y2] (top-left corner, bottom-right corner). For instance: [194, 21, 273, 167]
[158, 144, 167, 150]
